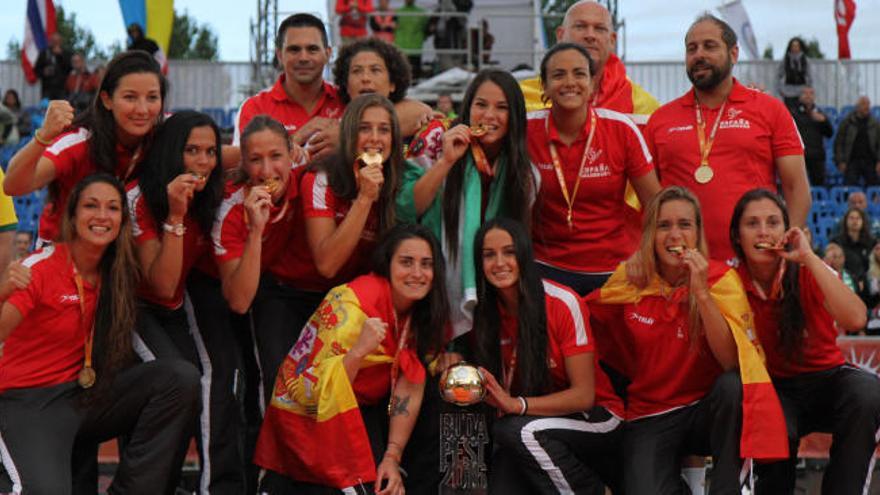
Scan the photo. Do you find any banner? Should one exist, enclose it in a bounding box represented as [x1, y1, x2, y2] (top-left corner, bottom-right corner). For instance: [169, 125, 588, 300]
[118, 0, 173, 72]
[21, 0, 57, 84]
[717, 0, 759, 60]
[835, 0, 856, 59]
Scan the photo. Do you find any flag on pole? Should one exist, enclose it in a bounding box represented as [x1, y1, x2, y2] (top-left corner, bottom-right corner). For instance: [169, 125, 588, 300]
[717, 0, 759, 60]
[21, 0, 57, 84]
[118, 0, 174, 72]
[835, 0, 856, 59]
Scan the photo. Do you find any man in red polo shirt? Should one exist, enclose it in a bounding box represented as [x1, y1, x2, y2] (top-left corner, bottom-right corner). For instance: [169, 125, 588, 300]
[644, 14, 810, 264]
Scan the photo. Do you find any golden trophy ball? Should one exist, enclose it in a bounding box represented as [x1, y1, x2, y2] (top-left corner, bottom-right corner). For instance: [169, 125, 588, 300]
[439, 362, 486, 406]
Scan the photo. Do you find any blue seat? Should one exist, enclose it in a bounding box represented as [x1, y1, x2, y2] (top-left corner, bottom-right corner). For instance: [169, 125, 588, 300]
[872, 106, 880, 121]
[820, 106, 838, 123]
[12, 189, 46, 235]
[829, 185, 863, 207]
[814, 215, 840, 250]
[811, 186, 828, 203]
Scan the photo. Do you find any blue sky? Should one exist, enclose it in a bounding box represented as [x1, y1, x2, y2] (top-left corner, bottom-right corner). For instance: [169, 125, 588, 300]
[1, 1, 877, 62]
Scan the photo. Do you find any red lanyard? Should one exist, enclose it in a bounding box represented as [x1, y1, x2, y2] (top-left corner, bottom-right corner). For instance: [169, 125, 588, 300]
[71, 261, 99, 388]
[502, 347, 517, 392]
[546, 109, 598, 230]
[471, 142, 494, 177]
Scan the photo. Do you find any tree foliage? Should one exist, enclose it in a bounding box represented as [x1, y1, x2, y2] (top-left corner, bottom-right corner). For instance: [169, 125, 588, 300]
[168, 10, 219, 61]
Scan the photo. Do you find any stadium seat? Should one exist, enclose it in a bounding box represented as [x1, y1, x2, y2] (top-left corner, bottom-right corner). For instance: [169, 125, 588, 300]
[811, 186, 828, 203]
[829, 185, 862, 207]
[12, 188, 46, 235]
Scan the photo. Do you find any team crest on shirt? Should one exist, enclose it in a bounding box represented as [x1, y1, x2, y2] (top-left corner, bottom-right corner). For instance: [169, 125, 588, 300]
[720, 108, 750, 129]
[580, 164, 611, 179]
[727, 108, 743, 119]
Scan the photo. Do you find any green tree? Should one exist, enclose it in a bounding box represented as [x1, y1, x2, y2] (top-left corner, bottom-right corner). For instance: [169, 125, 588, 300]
[762, 44, 773, 60]
[804, 38, 824, 59]
[168, 10, 218, 61]
[7, 39, 21, 61]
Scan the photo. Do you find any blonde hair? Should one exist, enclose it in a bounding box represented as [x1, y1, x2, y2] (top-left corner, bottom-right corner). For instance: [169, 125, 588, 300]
[637, 186, 709, 345]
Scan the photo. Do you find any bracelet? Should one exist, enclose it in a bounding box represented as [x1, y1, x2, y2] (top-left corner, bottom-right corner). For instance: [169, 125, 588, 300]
[33, 129, 52, 147]
[383, 450, 401, 464]
[162, 222, 186, 237]
[518, 396, 528, 416]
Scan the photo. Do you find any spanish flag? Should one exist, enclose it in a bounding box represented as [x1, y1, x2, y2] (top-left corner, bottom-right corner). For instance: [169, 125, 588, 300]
[254, 274, 425, 489]
[587, 262, 789, 461]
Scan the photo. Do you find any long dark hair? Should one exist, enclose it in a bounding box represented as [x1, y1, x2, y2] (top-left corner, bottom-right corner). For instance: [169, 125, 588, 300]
[839, 207, 872, 244]
[61, 174, 139, 401]
[473, 218, 549, 396]
[73, 50, 167, 176]
[730, 188, 806, 360]
[371, 223, 449, 361]
[783, 37, 808, 85]
[136, 111, 224, 236]
[310, 94, 401, 236]
[443, 70, 533, 261]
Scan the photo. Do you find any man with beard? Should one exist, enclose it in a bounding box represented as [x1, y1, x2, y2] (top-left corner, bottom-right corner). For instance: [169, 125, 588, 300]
[521, 1, 658, 125]
[643, 14, 809, 263]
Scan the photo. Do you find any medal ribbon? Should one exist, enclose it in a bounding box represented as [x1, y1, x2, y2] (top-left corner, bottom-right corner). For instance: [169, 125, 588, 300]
[502, 347, 517, 392]
[694, 93, 727, 169]
[546, 109, 598, 229]
[71, 263, 97, 377]
[471, 141, 494, 177]
[388, 313, 411, 415]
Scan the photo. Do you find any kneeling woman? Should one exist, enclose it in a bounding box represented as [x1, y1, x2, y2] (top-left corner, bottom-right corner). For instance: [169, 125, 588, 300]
[730, 189, 880, 495]
[0, 174, 200, 493]
[254, 223, 449, 494]
[472, 218, 625, 494]
[587, 186, 787, 494]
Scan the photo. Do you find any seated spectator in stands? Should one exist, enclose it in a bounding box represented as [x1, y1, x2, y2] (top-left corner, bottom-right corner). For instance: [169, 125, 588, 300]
[2, 90, 31, 137]
[0, 102, 19, 147]
[370, 0, 396, 44]
[435, 93, 457, 119]
[835, 96, 880, 186]
[831, 207, 875, 282]
[824, 242, 860, 294]
[791, 87, 832, 186]
[13, 231, 32, 261]
[89, 65, 106, 91]
[863, 243, 880, 333]
[336, 0, 373, 45]
[65, 53, 95, 115]
[394, 0, 428, 79]
[849, 190, 868, 211]
[776, 37, 812, 110]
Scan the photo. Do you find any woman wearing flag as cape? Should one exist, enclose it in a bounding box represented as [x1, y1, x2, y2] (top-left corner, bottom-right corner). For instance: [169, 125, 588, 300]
[587, 186, 788, 494]
[729, 189, 880, 495]
[396, 69, 535, 338]
[254, 223, 449, 494]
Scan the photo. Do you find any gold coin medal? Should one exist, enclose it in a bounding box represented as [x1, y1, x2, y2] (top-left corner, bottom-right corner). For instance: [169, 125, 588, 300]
[469, 124, 488, 137]
[71, 260, 99, 389]
[694, 165, 714, 184]
[358, 151, 384, 168]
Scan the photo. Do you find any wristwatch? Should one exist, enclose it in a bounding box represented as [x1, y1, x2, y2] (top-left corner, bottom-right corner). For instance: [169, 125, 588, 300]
[162, 222, 186, 237]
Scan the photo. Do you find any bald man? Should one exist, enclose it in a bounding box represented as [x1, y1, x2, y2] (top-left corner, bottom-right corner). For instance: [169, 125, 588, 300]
[521, 0, 659, 125]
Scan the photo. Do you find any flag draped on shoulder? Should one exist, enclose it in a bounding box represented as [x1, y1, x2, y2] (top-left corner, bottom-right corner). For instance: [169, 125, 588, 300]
[21, 0, 57, 84]
[587, 261, 789, 461]
[254, 274, 426, 489]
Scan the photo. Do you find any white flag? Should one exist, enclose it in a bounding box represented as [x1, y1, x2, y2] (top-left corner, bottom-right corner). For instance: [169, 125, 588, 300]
[717, 0, 760, 59]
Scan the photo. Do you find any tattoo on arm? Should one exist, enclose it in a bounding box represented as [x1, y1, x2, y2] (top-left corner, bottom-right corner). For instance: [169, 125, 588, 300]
[390, 395, 410, 416]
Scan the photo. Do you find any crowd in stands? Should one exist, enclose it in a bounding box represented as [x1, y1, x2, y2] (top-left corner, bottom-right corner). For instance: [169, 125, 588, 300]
[0, 2, 880, 495]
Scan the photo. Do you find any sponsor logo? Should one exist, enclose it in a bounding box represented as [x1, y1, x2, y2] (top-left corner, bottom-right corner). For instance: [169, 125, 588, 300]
[727, 107, 743, 120]
[586, 147, 603, 163]
[536, 162, 554, 171]
[580, 164, 611, 179]
[60, 294, 80, 304]
[668, 125, 695, 133]
[720, 118, 751, 130]
[628, 312, 655, 326]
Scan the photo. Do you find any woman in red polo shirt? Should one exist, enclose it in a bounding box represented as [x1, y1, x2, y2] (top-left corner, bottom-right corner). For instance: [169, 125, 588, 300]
[126, 111, 246, 492]
[526, 43, 660, 296]
[0, 174, 199, 493]
[212, 115, 300, 403]
[471, 218, 625, 494]
[587, 186, 786, 494]
[730, 188, 880, 495]
[5, 51, 166, 247]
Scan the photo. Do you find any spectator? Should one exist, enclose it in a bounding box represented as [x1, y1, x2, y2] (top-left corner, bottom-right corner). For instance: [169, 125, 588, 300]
[0, 101, 19, 147]
[336, 0, 374, 45]
[127, 23, 160, 56]
[394, 0, 428, 79]
[835, 96, 880, 187]
[65, 53, 95, 115]
[370, 0, 396, 44]
[791, 87, 832, 186]
[429, 0, 472, 71]
[435, 93, 456, 119]
[849, 190, 868, 211]
[34, 32, 72, 100]
[831, 207, 875, 283]
[89, 64, 107, 90]
[823, 242, 859, 294]
[470, 19, 495, 66]
[12, 230, 32, 261]
[865, 243, 880, 334]
[776, 37, 812, 109]
[2, 89, 31, 137]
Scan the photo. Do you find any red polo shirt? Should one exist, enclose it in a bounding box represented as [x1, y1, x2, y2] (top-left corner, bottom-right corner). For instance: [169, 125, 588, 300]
[527, 108, 654, 273]
[645, 79, 803, 263]
[211, 180, 298, 278]
[0, 244, 98, 393]
[126, 181, 210, 309]
[39, 128, 142, 243]
[234, 76, 344, 146]
[736, 263, 845, 378]
[290, 170, 378, 291]
[498, 279, 624, 418]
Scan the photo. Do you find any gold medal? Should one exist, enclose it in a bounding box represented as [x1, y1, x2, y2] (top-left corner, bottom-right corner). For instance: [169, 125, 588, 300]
[694, 165, 714, 184]
[78, 366, 96, 389]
